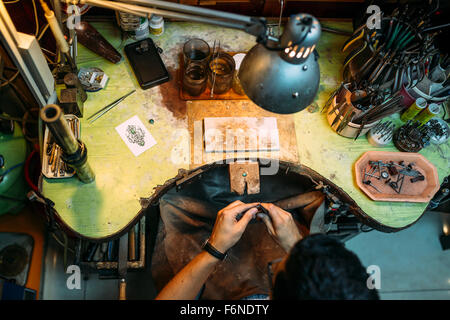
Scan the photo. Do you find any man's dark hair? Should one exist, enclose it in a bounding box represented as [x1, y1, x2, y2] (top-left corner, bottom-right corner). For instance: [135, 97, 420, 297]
[272, 234, 379, 300]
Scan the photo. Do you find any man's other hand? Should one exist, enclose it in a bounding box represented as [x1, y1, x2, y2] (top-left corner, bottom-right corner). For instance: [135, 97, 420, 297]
[260, 203, 302, 253]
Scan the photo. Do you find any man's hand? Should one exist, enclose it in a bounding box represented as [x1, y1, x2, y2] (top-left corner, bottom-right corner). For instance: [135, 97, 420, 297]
[209, 201, 260, 253]
[260, 203, 302, 253]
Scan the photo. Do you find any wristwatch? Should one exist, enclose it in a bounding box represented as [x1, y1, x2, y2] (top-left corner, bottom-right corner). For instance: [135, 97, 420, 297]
[202, 239, 227, 260]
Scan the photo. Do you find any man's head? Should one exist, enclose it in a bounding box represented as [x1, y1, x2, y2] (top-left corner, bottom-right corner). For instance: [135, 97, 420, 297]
[271, 234, 379, 300]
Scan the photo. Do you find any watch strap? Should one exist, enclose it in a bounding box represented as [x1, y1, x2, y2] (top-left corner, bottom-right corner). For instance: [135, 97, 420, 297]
[202, 240, 227, 260]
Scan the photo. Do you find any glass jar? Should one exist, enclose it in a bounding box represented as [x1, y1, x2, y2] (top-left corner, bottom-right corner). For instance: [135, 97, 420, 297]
[207, 52, 235, 94]
[182, 61, 207, 96]
[183, 38, 210, 68]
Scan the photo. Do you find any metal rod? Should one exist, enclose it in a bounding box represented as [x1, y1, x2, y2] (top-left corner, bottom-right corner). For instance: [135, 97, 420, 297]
[118, 0, 253, 24]
[85, 0, 248, 32]
[41, 105, 79, 154]
[88, 89, 136, 123]
[423, 22, 450, 32]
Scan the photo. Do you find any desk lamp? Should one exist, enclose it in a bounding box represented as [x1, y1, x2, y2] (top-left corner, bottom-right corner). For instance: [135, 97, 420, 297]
[62, 0, 321, 114]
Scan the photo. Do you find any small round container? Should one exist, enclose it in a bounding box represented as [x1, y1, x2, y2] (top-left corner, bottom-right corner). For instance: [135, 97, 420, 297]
[425, 118, 449, 145]
[367, 129, 393, 147]
[118, 12, 149, 40]
[415, 103, 441, 125]
[400, 97, 427, 122]
[149, 14, 164, 36]
[327, 97, 379, 139]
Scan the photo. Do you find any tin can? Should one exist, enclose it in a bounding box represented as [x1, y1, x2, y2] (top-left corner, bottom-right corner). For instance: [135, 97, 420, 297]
[117, 12, 149, 40]
[400, 98, 427, 122]
[415, 103, 441, 125]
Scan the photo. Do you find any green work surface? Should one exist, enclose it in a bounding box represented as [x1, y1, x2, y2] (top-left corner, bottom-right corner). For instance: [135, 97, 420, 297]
[41, 21, 449, 239]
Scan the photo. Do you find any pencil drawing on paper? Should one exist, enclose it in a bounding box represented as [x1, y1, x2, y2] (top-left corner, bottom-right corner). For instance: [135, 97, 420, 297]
[126, 125, 146, 147]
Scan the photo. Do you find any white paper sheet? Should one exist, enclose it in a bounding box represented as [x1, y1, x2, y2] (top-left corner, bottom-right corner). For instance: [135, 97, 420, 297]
[115, 115, 156, 156]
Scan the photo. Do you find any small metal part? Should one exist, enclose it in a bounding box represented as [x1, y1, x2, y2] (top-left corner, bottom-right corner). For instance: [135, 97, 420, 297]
[387, 164, 398, 176]
[363, 179, 381, 192]
[365, 172, 381, 179]
[399, 169, 420, 177]
[410, 175, 425, 183]
[381, 171, 389, 179]
[389, 181, 399, 193]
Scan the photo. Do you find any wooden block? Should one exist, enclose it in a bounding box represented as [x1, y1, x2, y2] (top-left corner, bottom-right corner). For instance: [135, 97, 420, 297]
[229, 161, 260, 195]
[187, 100, 299, 169]
[204, 117, 280, 153]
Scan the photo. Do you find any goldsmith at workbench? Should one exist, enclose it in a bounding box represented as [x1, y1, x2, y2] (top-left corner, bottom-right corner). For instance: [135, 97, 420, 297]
[156, 201, 379, 300]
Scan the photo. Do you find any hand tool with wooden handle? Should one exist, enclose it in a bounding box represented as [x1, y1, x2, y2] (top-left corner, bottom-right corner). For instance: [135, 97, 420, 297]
[118, 234, 128, 300]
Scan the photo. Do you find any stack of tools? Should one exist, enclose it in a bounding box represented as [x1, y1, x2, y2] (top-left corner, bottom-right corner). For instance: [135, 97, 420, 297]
[362, 160, 425, 195]
[42, 115, 79, 179]
[341, 2, 443, 95]
[367, 121, 395, 147]
[393, 120, 432, 152]
[79, 218, 145, 272]
[351, 94, 403, 126]
[324, 83, 403, 139]
[410, 54, 450, 102]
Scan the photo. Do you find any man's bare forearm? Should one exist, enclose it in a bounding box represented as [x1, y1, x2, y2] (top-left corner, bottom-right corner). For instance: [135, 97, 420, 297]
[155, 251, 220, 300]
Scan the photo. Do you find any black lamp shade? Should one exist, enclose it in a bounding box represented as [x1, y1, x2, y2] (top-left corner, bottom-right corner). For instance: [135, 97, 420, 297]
[238, 13, 321, 114]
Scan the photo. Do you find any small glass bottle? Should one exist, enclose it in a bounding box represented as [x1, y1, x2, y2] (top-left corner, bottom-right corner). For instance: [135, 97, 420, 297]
[149, 15, 164, 36]
[183, 61, 207, 96]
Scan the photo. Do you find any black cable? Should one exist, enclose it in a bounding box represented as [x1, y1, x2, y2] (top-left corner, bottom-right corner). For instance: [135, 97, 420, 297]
[322, 26, 353, 37]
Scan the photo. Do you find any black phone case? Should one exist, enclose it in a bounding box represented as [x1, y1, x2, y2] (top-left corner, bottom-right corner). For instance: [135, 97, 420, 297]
[124, 38, 170, 90]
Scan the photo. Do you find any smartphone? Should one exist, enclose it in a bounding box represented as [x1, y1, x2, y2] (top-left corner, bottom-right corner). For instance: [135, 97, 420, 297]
[124, 38, 170, 90]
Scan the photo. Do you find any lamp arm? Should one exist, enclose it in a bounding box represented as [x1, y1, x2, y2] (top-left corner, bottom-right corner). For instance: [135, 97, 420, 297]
[64, 0, 269, 42]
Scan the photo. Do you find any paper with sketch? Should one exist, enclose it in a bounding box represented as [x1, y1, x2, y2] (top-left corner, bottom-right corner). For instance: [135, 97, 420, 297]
[115, 115, 156, 156]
